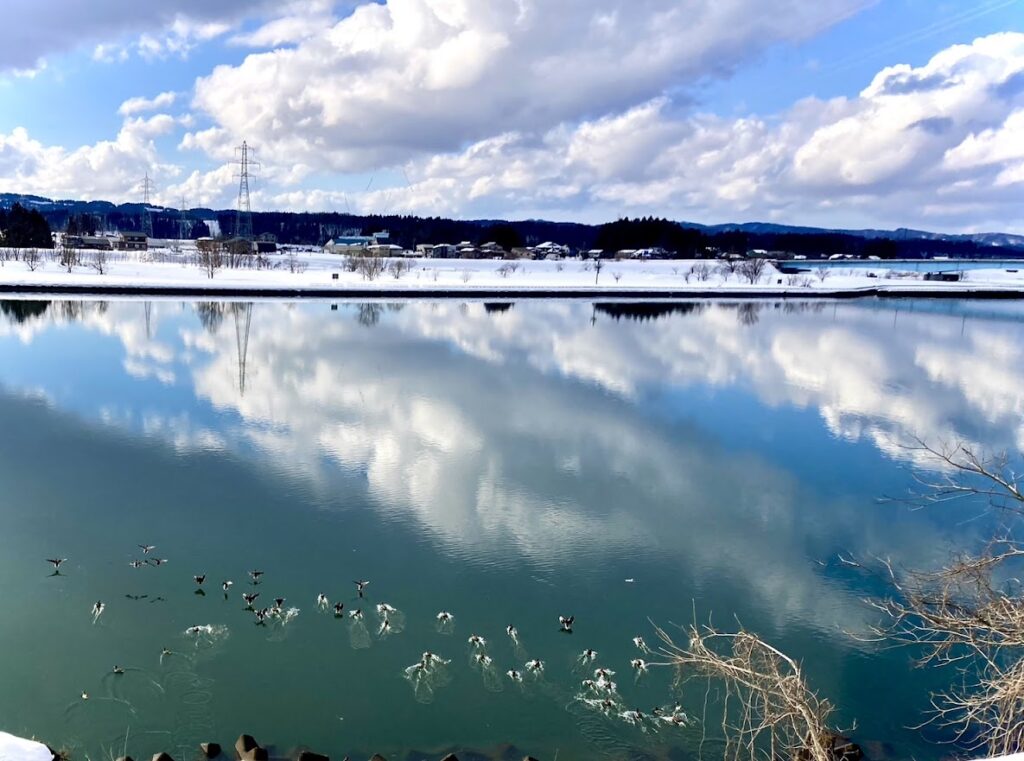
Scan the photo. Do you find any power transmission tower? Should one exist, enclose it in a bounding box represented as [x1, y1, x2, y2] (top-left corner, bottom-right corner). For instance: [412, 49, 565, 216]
[139, 172, 155, 237]
[234, 141, 259, 240]
[178, 196, 190, 240]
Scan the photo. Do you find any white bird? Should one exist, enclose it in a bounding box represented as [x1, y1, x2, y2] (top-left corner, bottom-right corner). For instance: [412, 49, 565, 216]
[436, 611, 454, 623]
[317, 593, 329, 609]
[559, 615, 575, 633]
[46, 558, 67, 571]
[222, 580, 234, 593]
[525, 659, 544, 673]
[349, 608, 363, 620]
[631, 658, 649, 673]
[422, 652, 449, 668]
[378, 618, 391, 636]
[580, 648, 598, 662]
[138, 545, 155, 554]
[468, 634, 487, 649]
[506, 625, 518, 639]
[376, 602, 396, 617]
[354, 579, 369, 597]
[507, 669, 523, 682]
[632, 636, 650, 653]
[474, 653, 493, 667]
[91, 601, 105, 620]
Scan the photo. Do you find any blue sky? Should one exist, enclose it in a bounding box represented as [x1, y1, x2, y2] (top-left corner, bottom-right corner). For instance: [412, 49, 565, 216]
[1, 0, 1022, 232]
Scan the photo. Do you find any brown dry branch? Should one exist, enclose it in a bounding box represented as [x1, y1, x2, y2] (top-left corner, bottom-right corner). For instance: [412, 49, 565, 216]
[653, 622, 841, 761]
[867, 539, 1024, 756]
[901, 438, 1024, 517]
[868, 439, 1024, 757]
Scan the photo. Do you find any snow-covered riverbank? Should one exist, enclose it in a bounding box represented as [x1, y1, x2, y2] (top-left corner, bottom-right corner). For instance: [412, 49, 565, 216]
[2, 248, 1024, 298]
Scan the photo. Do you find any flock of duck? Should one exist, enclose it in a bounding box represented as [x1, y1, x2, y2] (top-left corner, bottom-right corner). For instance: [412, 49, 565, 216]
[46, 550, 690, 733]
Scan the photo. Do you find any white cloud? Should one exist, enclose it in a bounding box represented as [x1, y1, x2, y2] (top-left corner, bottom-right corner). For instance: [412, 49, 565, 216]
[323, 31, 1024, 231]
[2, 1, 288, 70]
[0, 115, 183, 202]
[187, 0, 868, 173]
[119, 92, 178, 117]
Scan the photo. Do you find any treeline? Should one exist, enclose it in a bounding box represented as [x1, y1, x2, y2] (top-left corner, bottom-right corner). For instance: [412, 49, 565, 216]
[0, 204, 53, 248]
[14, 202, 1024, 259]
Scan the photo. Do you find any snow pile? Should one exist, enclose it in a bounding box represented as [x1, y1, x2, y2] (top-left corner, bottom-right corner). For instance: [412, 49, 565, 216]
[0, 731, 52, 761]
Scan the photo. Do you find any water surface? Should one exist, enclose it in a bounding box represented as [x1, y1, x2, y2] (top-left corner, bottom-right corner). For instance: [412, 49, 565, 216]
[0, 297, 1021, 760]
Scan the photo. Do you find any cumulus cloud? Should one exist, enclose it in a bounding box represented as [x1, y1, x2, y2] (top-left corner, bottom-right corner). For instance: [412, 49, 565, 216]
[321, 32, 1024, 230]
[0, 114, 182, 202]
[119, 92, 178, 117]
[187, 0, 868, 173]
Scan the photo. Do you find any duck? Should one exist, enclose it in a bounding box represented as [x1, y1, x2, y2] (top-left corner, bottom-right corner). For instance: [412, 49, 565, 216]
[436, 611, 454, 624]
[525, 659, 544, 673]
[507, 669, 523, 682]
[468, 634, 486, 649]
[559, 615, 574, 633]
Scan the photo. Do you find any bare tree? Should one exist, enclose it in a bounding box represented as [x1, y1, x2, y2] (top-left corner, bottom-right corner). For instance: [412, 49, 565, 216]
[693, 262, 713, 282]
[654, 622, 848, 761]
[864, 440, 1024, 757]
[21, 249, 40, 270]
[737, 258, 769, 284]
[815, 268, 831, 282]
[89, 249, 109, 275]
[355, 253, 386, 281]
[198, 243, 223, 279]
[59, 242, 79, 273]
[388, 258, 412, 279]
[286, 250, 307, 274]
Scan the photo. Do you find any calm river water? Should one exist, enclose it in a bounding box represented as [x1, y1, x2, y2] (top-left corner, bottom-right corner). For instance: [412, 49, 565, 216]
[0, 298, 1021, 761]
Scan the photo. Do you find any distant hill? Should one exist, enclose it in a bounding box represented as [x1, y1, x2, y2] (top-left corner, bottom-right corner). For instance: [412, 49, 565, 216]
[2, 192, 1022, 259]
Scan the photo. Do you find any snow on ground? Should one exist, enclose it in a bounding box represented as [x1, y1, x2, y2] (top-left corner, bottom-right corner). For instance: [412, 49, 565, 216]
[0, 731, 52, 761]
[1, 246, 1023, 295]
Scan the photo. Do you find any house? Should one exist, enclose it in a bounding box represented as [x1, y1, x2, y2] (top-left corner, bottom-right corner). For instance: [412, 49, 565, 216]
[416, 243, 458, 258]
[586, 249, 606, 259]
[118, 232, 148, 251]
[367, 243, 407, 257]
[65, 235, 114, 250]
[324, 231, 389, 255]
[478, 241, 508, 258]
[196, 237, 219, 253]
[533, 241, 570, 258]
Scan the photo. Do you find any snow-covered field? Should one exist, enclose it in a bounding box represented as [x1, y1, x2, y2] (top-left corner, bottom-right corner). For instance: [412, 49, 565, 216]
[1, 246, 1024, 296]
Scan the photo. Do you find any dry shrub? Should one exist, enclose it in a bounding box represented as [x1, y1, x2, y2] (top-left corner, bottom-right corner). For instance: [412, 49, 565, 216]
[654, 622, 841, 761]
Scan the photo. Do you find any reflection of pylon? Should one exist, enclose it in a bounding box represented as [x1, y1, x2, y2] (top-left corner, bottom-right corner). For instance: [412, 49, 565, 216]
[144, 301, 152, 340]
[233, 142, 259, 240]
[232, 303, 252, 396]
[139, 173, 155, 237]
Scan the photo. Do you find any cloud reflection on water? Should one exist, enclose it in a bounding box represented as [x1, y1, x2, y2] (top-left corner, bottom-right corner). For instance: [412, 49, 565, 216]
[1, 298, 1021, 643]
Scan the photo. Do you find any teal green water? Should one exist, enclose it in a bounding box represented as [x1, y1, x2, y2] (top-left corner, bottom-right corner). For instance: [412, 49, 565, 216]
[0, 298, 1021, 761]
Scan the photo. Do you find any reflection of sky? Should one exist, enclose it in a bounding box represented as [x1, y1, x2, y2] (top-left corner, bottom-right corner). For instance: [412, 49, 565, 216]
[1, 298, 1019, 593]
[2, 297, 1022, 757]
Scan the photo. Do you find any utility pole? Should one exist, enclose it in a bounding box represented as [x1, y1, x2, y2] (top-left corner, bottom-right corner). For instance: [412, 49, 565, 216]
[234, 141, 259, 241]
